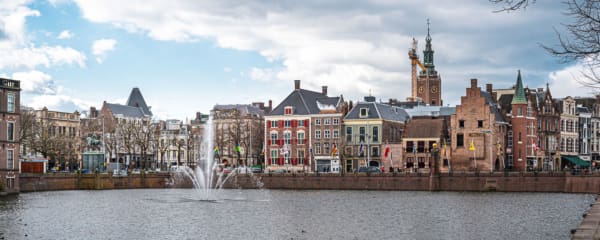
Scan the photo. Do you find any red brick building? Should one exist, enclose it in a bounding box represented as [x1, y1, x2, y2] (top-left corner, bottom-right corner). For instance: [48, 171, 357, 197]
[0, 78, 20, 193]
[265, 80, 344, 172]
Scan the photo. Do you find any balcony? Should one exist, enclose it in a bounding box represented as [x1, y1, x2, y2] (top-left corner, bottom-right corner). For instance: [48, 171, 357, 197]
[0, 78, 19, 89]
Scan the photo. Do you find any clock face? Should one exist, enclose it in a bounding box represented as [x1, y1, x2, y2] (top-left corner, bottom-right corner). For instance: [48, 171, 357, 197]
[431, 86, 438, 93]
[418, 86, 424, 93]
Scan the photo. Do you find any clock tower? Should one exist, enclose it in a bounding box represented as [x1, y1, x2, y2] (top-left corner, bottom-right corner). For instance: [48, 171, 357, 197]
[415, 20, 442, 106]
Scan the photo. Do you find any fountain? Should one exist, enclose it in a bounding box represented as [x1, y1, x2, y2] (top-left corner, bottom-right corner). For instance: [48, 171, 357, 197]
[172, 115, 263, 201]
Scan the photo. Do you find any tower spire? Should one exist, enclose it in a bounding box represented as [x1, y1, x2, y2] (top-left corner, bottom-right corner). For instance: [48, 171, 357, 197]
[511, 70, 527, 104]
[423, 19, 435, 71]
[426, 18, 431, 42]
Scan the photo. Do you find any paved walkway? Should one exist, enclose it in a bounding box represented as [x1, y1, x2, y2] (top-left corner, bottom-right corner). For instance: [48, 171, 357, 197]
[573, 196, 600, 240]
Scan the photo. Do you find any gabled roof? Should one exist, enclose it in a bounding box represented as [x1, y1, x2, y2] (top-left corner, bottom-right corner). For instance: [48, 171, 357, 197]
[213, 104, 264, 117]
[481, 91, 505, 123]
[499, 94, 514, 113]
[403, 118, 444, 139]
[126, 87, 152, 116]
[269, 89, 341, 116]
[345, 101, 408, 122]
[106, 103, 146, 118]
[577, 106, 591, 114]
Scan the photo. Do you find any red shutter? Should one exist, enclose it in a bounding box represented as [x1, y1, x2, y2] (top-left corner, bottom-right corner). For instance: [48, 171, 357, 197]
[278, 120, 283, 128]
[267, 158, 271, 165]
[292, 120, 297, 127]
[266, 120, 271, 129]
[267, 139, 271, 146]
[304, 120, 309, 127]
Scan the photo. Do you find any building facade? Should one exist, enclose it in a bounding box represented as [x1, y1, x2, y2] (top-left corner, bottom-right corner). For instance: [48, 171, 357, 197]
[265, 80, 344, 172]
[0, 78, 20, 193]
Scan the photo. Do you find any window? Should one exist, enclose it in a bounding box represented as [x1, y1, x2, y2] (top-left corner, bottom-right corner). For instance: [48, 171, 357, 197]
[372, 126, 379, 142]
[315, 130, 321, 139]
[284, 131, 292, 145]
[359, 127, 365, 142]
[406, 141, 414, 153]
[459, 120, 465, 128]
[324, 142, 330, 155]
[478, 120, 483, 128]
[324, 118, 331, 125]
[333, 118, 339, 125]
[284, 106, 293, 115]
[518, 132, 521, 142]
[457, 134, 464, 147]
[270, 132, 278, 145]
[315, 143, 321, 154]
[7, 93, 14, 113]
[315, 119, 321, 125]
[372, 147, 379, 157]
[271, 121, 277, 128]
[298, 149, 305, 164]
[297, 132, 305, 144]
[517, 107, 522, 116]
[346, 127, 352, 143]
[333, 130, 339, 139]
[284, 120, 291, 128]
[7, 149, 13, 169]
[270, 150, 278, 164]
[360, 108, 368, 118]
[298, 120, 305, 127]
[324, 130, 330, 139]
[7, 122, 14, 141]
[6, 177, 14, 190]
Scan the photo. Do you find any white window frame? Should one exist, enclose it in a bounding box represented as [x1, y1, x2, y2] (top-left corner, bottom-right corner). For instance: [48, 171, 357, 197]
[333, 118, 339, 125]
[7, 121, 14, 141]
[7, 149, 13, 169]
[324, 130, 330, 139]
[315, 130, 321, 139]
[270, 149, 278, 164]
[324, 118, 331, 125]
[315, 119, 321, 125]
[7, 93, 14, 113]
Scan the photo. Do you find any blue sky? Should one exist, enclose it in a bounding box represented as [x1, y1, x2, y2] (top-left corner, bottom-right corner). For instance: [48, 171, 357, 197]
[0, 1, 593, 119]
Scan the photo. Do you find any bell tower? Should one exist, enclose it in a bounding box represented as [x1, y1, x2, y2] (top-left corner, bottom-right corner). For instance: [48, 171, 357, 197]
[416, 19, 442, 106]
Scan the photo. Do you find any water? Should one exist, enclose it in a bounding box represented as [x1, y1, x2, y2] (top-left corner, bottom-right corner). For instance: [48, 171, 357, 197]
[0, 189, 594, 240]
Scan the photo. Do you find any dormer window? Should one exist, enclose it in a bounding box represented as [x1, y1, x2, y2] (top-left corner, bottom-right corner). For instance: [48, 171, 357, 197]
[284, 106, 293, 115]
[359, 108, 368, 118]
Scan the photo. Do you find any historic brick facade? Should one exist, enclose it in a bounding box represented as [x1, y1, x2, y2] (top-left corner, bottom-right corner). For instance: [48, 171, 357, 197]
[450, 79, 506, 172]
[0, 78, 20, 193]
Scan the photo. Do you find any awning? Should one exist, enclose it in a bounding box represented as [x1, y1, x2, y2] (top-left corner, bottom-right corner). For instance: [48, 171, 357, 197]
[562, 155, 590, 167]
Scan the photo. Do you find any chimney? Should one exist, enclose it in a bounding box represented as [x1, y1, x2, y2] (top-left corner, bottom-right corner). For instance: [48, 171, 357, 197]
[471, 78, 477, 88]
[486, 84, 493, 93]
[268, 100, 273, 112]
[322, 86, 328, 96]
[294, 80, 301, 90]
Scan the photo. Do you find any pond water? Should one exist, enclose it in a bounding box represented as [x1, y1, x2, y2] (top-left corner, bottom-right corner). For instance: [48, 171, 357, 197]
[0, 189, 594, 240]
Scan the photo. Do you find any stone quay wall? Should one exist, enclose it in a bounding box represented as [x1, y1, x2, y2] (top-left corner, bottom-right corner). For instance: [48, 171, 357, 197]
[17, 171, 600, 194]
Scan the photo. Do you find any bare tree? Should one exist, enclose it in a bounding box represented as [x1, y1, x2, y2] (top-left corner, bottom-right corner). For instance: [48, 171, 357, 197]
[492, 0, 600, 87]
[18, 108, 36, 157]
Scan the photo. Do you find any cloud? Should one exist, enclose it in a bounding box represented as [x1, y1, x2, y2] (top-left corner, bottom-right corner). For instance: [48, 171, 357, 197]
[92, 38, 116, 63]
[11, 70, 55, 94]
[71, 0, 569, 106]
[57, 30, 73, 39]
[28, 93, 93, 112]
[548, 62, 596, 99]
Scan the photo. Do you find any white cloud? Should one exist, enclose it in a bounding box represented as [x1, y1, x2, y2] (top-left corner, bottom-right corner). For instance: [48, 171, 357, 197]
[548, 62, 597, 99]
[28, 93, 93, 112]
[92, 38, 116, 63]
[72, 0, 568, 106]
[57, 30, 73, 39]
[11, 70, 55, 94]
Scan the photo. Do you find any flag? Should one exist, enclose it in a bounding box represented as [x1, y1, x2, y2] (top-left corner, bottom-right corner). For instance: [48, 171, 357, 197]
[469, 140, 475, 151]
[235, 144, 242, 153]
[532, 139, 539, 151]
[213, 146, 220, 155]
[331, 143, 338, 158]
[442, 140, 447, 156]
[384, 147, 391, 158]
[359, 141, 364, 155]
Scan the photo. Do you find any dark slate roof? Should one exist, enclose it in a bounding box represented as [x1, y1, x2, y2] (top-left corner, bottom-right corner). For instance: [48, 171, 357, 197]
[577, 106, 590, 114]
[106, 103, 146, 118]
[404, 118, 444, 138]
[126, 88, 152, 116]
[213, 104, 264, 117]
[440, 107, 456, 116]
[481, 91, 505, 123]
[499, 94, 514, 113]
[405, 105, 456, 117]
[269, 89, 341, 116]
[575, 97, 597, 110]
[345, 102, 409, 122]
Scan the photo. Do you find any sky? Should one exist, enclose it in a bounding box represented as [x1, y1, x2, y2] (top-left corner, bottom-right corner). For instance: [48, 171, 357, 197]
[0, 0, 593, 120]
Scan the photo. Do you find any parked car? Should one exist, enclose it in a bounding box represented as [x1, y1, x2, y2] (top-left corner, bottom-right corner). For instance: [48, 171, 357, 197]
[358, 166, 382, 173]
[251, 167, 263, 174]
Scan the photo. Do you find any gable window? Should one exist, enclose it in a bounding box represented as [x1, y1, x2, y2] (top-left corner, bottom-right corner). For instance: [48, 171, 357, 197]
[459, 120, 465, 128]
[360, 108, 368, 118]
[324, 118, 331, 125]
[333, 118, 339, 125]
[284, 106, 293, 115]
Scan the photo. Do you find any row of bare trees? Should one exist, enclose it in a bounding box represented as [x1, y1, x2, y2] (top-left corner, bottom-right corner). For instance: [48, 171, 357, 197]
[213, 108, 264, 167]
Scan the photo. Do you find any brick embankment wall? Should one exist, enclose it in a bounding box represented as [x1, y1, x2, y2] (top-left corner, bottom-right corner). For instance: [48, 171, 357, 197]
[16, 171, 600, 194]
